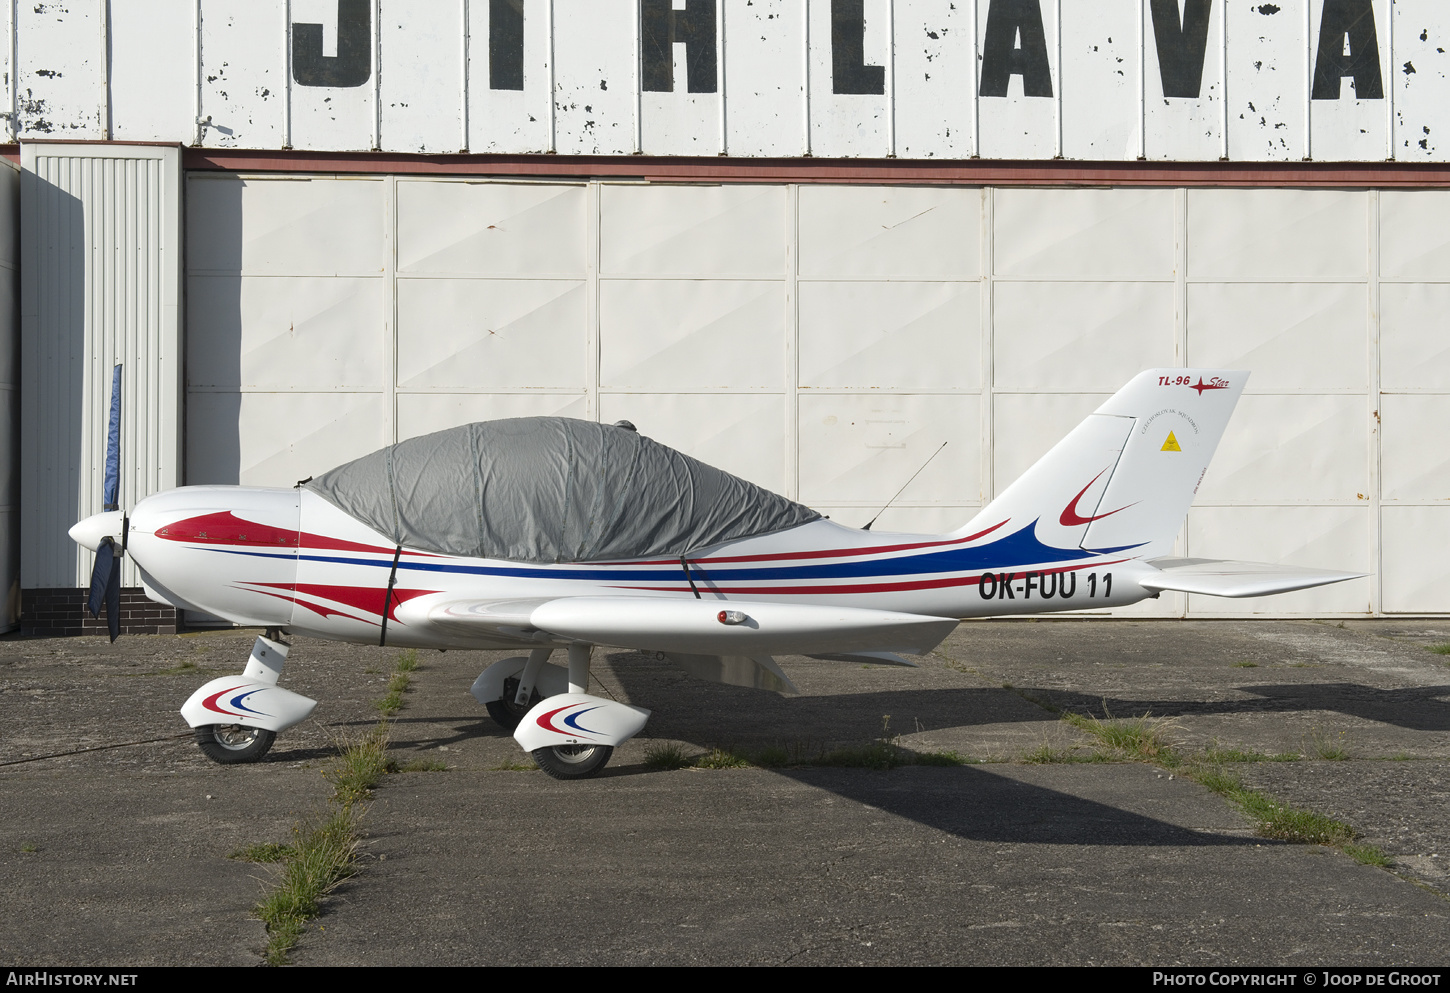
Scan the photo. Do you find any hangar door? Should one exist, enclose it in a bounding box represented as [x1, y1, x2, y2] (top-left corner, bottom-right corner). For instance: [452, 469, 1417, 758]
[182, 173, 1450, 618]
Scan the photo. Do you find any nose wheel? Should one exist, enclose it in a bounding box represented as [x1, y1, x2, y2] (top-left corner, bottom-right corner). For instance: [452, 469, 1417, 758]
[195, 724, 276, 764]
[532, 744, 613, 780]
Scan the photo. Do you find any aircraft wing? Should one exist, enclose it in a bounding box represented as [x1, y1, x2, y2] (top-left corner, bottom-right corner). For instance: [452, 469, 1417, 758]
[1136, 558, 1365, 598]
[416, 595, 959, 657]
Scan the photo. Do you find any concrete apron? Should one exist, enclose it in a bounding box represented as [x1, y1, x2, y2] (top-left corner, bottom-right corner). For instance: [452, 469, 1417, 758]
[1, 619, 1447, 965]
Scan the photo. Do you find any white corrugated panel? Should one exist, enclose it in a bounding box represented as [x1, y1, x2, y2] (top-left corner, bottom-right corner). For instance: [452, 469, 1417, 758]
[396, 278, 587, 390]
[1187, 189, 1368, 279]
[110, 0, 197, 144]
[551, 0, 636, 155]
[892, 0, 975, 159]
[379, 0, 465, 153]
[993, 188, 1175, 279]
[0, 162, 17, 630]
[597, 392, 786, 493]
[199, 0, 285, 149]
[468, 0, 554, 153]
[798, 280, 979, 390]
[798, 393, 977, 507]
[1059, 0, 1138, 161]
[601, 184, 786, 275]
[598, 279, 784, 391]
[1187, 507, 1372, 616]
[992, 281, 1174, 391]
[22, 145, 182, 588]
[722, 0, 807, 157]
[1185, 283, 1369, 393]
[1381, 506, 1450, 613]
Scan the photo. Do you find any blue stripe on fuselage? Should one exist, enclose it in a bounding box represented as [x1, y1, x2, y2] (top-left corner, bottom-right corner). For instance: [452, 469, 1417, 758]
[201, 521, 1140, 584]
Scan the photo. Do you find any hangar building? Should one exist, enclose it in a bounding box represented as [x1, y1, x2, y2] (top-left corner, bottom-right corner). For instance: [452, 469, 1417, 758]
[8, 0, 1450, 632]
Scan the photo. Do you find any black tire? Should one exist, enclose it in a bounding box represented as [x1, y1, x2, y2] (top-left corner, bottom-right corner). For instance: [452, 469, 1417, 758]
[484, 675, 540, 731]
[531, 744, 613, 780]
[195, 724, 276, 764]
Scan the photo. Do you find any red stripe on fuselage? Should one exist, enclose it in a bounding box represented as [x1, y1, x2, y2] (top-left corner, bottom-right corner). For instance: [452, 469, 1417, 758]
[157, 511, 442, 557]
[250, 582, 439, 622]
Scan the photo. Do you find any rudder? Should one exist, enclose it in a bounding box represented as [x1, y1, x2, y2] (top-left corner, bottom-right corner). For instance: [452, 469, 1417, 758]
[956, 369, 1247, 560]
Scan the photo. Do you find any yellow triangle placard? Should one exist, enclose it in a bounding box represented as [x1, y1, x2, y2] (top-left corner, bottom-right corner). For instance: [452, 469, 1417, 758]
[1161, 431, 1182, 452]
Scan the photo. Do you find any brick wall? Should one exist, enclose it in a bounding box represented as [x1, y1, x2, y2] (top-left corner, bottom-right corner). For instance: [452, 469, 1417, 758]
[22, 588, 179, 636]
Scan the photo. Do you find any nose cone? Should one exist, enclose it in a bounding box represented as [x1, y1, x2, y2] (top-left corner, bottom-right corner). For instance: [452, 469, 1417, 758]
[69, 510, 125, 552]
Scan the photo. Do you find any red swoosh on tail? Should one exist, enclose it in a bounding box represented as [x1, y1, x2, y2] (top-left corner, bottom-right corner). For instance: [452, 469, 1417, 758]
[1060, 471, 1133, 527]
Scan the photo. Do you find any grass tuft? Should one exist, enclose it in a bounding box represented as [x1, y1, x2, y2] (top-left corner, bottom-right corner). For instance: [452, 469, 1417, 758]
[1191, 764, 1355, 846]
[1343, 843, 1392, 867]
[1063, 710, 1182, 766]
[255, 807, 361, 966]
[231, 842, 296, 863]
[1023, 743, 1102, 764]
[396, 758, 449, 773]
[1233, 661, 1259, 668]
[643, 742, 692, 770]
[373, 651, 419, 716]
[695, 747, 752, 770]
[753, 745, 790, 768]
[1428, 643, 1450, 655]
[812, 740, 907, 770]
[324, 723, 393, 807]
[911, 750, 967, 767]
[1309, 728, 1350, 761]
[489, 759, 538, 772]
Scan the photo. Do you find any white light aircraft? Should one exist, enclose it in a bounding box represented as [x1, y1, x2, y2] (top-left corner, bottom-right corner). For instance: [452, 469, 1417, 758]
[69, 368, 1359, 779]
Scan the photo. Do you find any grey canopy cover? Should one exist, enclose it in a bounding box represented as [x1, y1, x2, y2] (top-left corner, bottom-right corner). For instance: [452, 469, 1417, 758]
[304, 418, 820, 563]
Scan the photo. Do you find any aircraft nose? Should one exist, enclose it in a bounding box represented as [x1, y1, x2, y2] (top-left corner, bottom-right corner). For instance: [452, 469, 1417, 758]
[69, 510, 125, 552]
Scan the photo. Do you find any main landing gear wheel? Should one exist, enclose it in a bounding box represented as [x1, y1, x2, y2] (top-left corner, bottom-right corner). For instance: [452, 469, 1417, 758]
[531, 744, 613, 780]
[195, 724, 276, 764]
[485, 675, 541, 731]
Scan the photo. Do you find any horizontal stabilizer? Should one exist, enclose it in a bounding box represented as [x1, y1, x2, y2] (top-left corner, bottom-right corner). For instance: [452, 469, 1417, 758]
[1136, 558, 1364, 599]
[415, 595, 958, 657]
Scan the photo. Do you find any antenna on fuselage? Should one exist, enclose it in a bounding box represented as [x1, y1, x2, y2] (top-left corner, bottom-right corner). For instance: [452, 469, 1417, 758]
[861, 441, 948, 531]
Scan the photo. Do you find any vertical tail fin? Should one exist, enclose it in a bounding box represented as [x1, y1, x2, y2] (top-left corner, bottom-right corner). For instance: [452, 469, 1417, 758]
[956, 370, 1248, 560]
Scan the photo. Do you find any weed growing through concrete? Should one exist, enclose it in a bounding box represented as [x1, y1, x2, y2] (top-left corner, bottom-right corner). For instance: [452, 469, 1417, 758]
[695, 747, 752, 769]
[373, 650, 419, 716]
[1310, 728, 1350, 761]
[19, 842, 37, 853]
[1050, 705, 1388, 867]
[1233, 661, 1259, 668]
[812, 740, 907, 769]
[397, 758, 449, 773]
[753, 745, 790, 768]
[230, 842, 296, 863]
[1023, 742, 1103, 764]
[643, 742, 692, 770]
[1063, 710, 1182, 764]
[1193, 764, 1355, 846]
[1342, 843, 1392, 867]
[255, 807, 361, 966]
[250, 648, 420, 965]
[489, 759, 538, 771]
[1428, 643, 1450, 655]
[324, 723, 394, 807]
